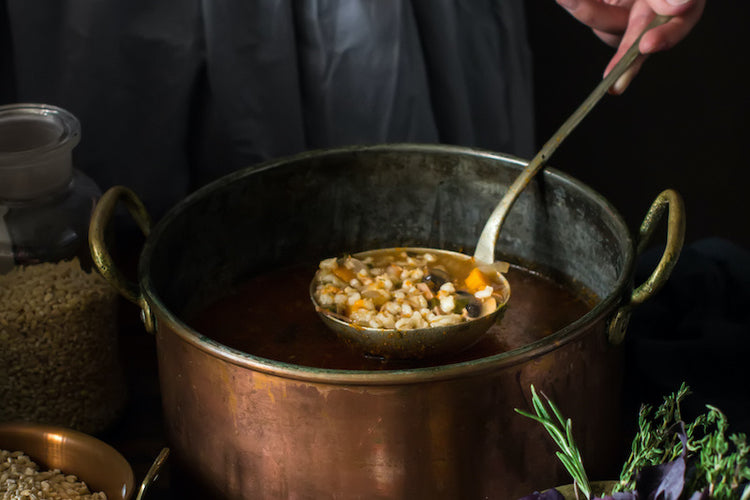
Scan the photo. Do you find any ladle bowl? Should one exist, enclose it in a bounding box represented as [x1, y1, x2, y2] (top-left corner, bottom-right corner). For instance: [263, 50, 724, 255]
[313, 15, 671, 359]
[310, 247, 511, 359]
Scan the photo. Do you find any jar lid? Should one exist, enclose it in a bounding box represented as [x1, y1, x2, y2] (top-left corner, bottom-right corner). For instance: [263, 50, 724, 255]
[0, 103, 81, 201]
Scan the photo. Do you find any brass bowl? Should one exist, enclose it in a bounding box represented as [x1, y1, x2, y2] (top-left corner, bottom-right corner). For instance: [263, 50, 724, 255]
[0, 421, 135, 500]
[554, 480, 618, 499]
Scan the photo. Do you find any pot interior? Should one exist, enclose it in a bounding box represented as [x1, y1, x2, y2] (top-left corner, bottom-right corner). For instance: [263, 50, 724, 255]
[142, 144, 633, 365]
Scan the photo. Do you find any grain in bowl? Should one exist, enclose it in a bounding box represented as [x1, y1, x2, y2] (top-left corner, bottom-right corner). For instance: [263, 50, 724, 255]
[0, 449, 106, 500]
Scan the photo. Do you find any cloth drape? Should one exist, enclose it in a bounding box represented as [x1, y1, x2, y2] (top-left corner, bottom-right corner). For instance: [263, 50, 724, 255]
[3, 0, 534, 219]
[627, 238, 750, 434]
[6, 0, 750, 454]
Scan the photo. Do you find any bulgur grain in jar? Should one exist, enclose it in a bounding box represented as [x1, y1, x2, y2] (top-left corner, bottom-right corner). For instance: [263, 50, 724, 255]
[0, 103, 126, 434]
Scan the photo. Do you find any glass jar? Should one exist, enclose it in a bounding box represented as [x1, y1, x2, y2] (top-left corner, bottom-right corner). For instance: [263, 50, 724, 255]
[0, 103, 126, 434]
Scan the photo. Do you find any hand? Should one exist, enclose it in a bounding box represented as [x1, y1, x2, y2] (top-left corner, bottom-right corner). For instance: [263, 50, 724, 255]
[556, 0, 705, 94]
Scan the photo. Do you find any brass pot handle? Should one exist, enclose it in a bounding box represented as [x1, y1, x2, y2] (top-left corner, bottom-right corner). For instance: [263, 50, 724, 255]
[608, 189, 685, 344]
[89, 186, 155, 331]
[135, 447, 170, 500]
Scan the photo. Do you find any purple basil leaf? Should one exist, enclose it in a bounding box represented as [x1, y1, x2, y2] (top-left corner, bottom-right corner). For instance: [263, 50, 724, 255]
[517, 489, 565, 500]
[635, 456, 686, 500]
[591, 493, 638, 500]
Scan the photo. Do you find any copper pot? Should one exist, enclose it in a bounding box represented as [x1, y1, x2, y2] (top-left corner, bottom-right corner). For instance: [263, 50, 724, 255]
[90, 144, 684, 499]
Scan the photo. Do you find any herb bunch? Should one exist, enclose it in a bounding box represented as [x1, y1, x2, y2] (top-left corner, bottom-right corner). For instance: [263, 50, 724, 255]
[517, 383, 750, 500]
[614, 382, 705, 492]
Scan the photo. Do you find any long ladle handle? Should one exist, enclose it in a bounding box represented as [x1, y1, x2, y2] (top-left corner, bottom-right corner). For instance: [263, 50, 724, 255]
[473, 14, 671, 264]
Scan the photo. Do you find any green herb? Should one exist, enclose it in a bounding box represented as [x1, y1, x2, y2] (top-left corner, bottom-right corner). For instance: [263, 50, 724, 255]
[453, 296, 470, 313]
[614, 382, 704, 492]
[515, 384, 592, 499]
[614, 384, 750, 498]
[517, 382, 750, 499]
[689, 406, 750, 498]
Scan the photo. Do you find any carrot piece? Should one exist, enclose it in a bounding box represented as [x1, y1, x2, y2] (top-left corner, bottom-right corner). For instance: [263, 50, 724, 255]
[333, 265, 356, 283]
[347, 299, 367, 314]
[465, 268, 491, 293]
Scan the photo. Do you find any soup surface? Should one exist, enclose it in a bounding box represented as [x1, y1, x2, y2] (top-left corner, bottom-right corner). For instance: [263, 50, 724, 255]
[187, 264, 596, 370]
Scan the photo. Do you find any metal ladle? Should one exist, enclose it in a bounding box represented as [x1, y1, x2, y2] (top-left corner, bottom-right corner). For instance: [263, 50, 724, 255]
[311, 15, 671, 359]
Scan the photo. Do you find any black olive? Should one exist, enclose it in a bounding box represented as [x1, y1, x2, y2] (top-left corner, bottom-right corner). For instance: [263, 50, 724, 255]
[424, 268, 451, 290]
[465, 301, 482, 318]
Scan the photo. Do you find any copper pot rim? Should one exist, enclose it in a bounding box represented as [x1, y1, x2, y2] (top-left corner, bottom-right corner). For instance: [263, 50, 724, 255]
[148, 294, 622, 386]
[139, 143, 635, 386]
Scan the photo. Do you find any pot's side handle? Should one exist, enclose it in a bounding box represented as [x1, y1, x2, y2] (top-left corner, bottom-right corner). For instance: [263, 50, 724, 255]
[89, 186, 155, 332]
[135, 447, 170, 500]
[608, 189, 685, 345]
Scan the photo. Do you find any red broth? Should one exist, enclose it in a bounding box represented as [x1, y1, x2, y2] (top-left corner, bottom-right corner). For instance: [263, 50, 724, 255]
[187, 264, 595, 370]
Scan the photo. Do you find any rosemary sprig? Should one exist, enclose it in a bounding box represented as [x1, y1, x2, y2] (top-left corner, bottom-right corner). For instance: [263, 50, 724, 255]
[515, 384, 592, 499]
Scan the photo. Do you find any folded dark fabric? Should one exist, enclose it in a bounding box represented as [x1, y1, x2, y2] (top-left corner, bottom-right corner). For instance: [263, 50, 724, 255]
[625, 237, 750, 434]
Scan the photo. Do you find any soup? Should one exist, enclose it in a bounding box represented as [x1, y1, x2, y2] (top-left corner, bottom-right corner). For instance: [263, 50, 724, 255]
[187, 264, 595, 370]
[312, 250, 510, 330]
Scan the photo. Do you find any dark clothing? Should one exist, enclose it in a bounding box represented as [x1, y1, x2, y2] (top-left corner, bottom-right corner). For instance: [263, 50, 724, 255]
[2, 0, 534, 219]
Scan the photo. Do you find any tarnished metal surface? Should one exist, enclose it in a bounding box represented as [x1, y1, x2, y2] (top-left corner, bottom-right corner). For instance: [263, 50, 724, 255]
[90, 144, 686, 499]
[607, 189, 685, 345]
[88, 185, 155, 332]
[632, 189, 685, 305]
[135, 447, 170, 500]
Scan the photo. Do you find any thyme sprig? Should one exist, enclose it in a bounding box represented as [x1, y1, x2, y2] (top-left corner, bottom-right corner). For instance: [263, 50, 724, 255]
[515, 384, 592, 500]
[690, 406, 750, 498]
[615, 382, 705, 492]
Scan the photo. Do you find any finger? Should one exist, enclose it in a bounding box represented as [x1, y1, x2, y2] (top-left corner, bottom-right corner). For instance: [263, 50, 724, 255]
[643, 0, 698, 16]
[556, 0, 631, 35]
[610, 54, 647, 95]
[638, 0, 706, 54]
[603, 4, 655, 76]
[592, 28, 623, 48]
[604, 0, 704, 93]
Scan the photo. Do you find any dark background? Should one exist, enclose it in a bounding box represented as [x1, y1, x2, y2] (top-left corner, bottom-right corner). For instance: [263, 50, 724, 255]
[1, 2, 746, 248]
[525, 1, 750, 440]
[526, 1, 749, 250]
